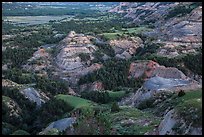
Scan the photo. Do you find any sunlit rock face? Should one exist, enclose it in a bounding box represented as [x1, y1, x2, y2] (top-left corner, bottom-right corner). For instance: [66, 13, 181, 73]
[128, 60, 187, 80]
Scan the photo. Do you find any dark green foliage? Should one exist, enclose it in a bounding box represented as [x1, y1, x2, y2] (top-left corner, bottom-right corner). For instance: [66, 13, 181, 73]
[73, 107, 111, 135]
[135, 52, 202, 76]
[2, 87, 36, 112]
[79, 58, 144, 90]
[2, 21, 21, 35]
[52, 16, 127, 35]
[2, 25, 62, 68]
[78, 53, 90, 62]
[3, 68, 36, 84]
[94, 42, 115, 57]
[178, 90, 186, 97]
[134, 42, 161, 56]
[34, 76, 69, 96]
[36, 98, 74, 129]
[137, 98, 155, 110]
[81, 91, 110, 104]
[183, 53, 202, 75]
[92, 51, 105, 63]
[111, 102, 120, 112]
[2, 47, 35, 68]
[2, 99, 22, 128]
[172, 122, 185, 134]
[3, 68, 69, 96]
[2, 87, 37, 132]
[2, 122, 16, 135]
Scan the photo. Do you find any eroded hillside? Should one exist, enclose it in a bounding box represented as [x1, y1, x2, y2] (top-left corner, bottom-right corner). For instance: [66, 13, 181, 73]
[2, 2, 202, 135]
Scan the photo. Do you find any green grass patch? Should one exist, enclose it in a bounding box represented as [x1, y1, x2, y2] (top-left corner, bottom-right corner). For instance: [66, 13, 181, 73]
[109, 106, 161, 135]
[101, 26, 152, 40]
[175, 89, 202, 127]
[11, 130, 30, 135]
[107, 90, 126, 101]
[55, 94, 96, 109]
[177, 89, 202, 101]
[176, 98, 202, 127]
[102, 33, 120, 40]
[144, 89, 202, 118]
[126, 27, 152, 34]
[2, 96, 11, 104]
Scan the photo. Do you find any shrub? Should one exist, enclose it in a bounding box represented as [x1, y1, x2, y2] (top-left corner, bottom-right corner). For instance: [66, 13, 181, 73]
[73, 107, 111, 135]
[178, 90, 185, 97]
[78, 53, 90, 62]
[81, 90, 110, 104]
[37, 98, 74, 126]
[111, 102, 120, 112]
[137, 98, 155, 110]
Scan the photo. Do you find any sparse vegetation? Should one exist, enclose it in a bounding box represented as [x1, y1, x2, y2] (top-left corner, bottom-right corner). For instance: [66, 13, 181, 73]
[165, 2, 202, 20]
[2, 2, 202, 135]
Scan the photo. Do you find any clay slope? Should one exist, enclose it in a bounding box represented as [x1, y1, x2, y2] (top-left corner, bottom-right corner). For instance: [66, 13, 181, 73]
[109, 2, 202, 43]
[120, 60, 201, 107]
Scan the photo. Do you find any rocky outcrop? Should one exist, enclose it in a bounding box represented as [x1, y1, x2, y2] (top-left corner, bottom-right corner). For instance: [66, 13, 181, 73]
[19, 87, 46, 107]
[158, 109, 177, 135]
[156, 41, 201, 58]
[80, 81, 104, 93]
[145, 5, 202, 43]
[2, 79, 49, 107]
[123, 76, 200, 107]
[120, 60, 201, 107]
[23, 47, 52, 76]
[109, 37, 143, 59]
[39, 117, 76, 135]
[109, 2, 177, 24]
[158, 108, 202, 135]
[110, 2, 202, 43]
[55, 31, 103, 86]
[143, 76, 200, 91]
[2, 79, 23, 89]
[56, 45, 97, 70]
[3, 96, 22, 118]
[128, 60, 187, 80]
[59, 63, 103, 86]
[68, 87, 77, 96]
